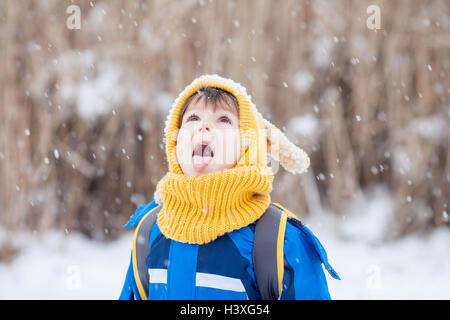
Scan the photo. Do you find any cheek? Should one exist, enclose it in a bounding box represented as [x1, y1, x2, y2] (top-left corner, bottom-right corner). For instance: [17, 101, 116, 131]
[226, 130, 241, 155]
[176, 127, 193, 161]
[217, 128, 241, 161]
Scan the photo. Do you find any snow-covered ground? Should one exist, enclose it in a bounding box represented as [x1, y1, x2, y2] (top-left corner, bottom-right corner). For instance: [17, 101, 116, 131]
[324, 226, 450, 299]
[0, 230, 134, 300]
[318, 186, 450, 299]
[1, 187, 449, 299]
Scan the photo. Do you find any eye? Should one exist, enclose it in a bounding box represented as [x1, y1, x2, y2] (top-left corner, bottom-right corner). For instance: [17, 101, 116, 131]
[186, 113, 199, 122]
[219, 116, 231, 124]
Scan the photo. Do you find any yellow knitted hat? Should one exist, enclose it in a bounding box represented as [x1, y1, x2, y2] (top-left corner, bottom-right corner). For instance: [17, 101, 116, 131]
[162, 74, 310, 177]
[154, 74, 310, 244]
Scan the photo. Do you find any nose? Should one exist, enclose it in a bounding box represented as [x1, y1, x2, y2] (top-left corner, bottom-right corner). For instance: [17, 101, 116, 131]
[198, 120, 211, 132]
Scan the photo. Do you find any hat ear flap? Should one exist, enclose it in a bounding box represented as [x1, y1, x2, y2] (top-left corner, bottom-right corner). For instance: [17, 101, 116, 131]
[263, 119, 310, 175]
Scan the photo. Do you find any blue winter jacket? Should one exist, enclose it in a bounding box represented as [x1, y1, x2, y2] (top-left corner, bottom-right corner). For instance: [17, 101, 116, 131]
[119, 200, 340, 300]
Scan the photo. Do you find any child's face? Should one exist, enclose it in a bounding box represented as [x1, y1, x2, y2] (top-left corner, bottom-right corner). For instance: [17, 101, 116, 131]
[176, 100, 241, 176]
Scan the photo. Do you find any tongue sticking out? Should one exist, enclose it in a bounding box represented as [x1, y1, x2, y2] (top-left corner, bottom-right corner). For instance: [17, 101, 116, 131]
[192, 144, 214, 172]
[193, 154, 213, 172]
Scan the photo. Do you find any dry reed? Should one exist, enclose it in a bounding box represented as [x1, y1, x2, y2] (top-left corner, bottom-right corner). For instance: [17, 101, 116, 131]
[0, 0, 448, 248]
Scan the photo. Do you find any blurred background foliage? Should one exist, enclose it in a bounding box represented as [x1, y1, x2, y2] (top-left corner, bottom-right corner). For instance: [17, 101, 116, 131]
[0, 0, 448, 249]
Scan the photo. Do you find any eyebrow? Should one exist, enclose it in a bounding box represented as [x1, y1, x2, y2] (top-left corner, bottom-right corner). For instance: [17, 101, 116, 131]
[184, 107, 238, 118]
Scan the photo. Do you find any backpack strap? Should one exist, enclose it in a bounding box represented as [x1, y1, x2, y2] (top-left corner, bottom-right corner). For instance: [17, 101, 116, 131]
[132, 204, 162, 300]
[273, 202, 304, 227]
[253, 203, 289, 300]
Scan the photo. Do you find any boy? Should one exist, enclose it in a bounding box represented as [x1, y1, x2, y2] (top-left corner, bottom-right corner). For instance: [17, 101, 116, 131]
[120, 74, 339, 300]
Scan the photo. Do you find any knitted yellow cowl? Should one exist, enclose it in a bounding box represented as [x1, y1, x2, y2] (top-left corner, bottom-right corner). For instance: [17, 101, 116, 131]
[154, 74, 310, 244]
